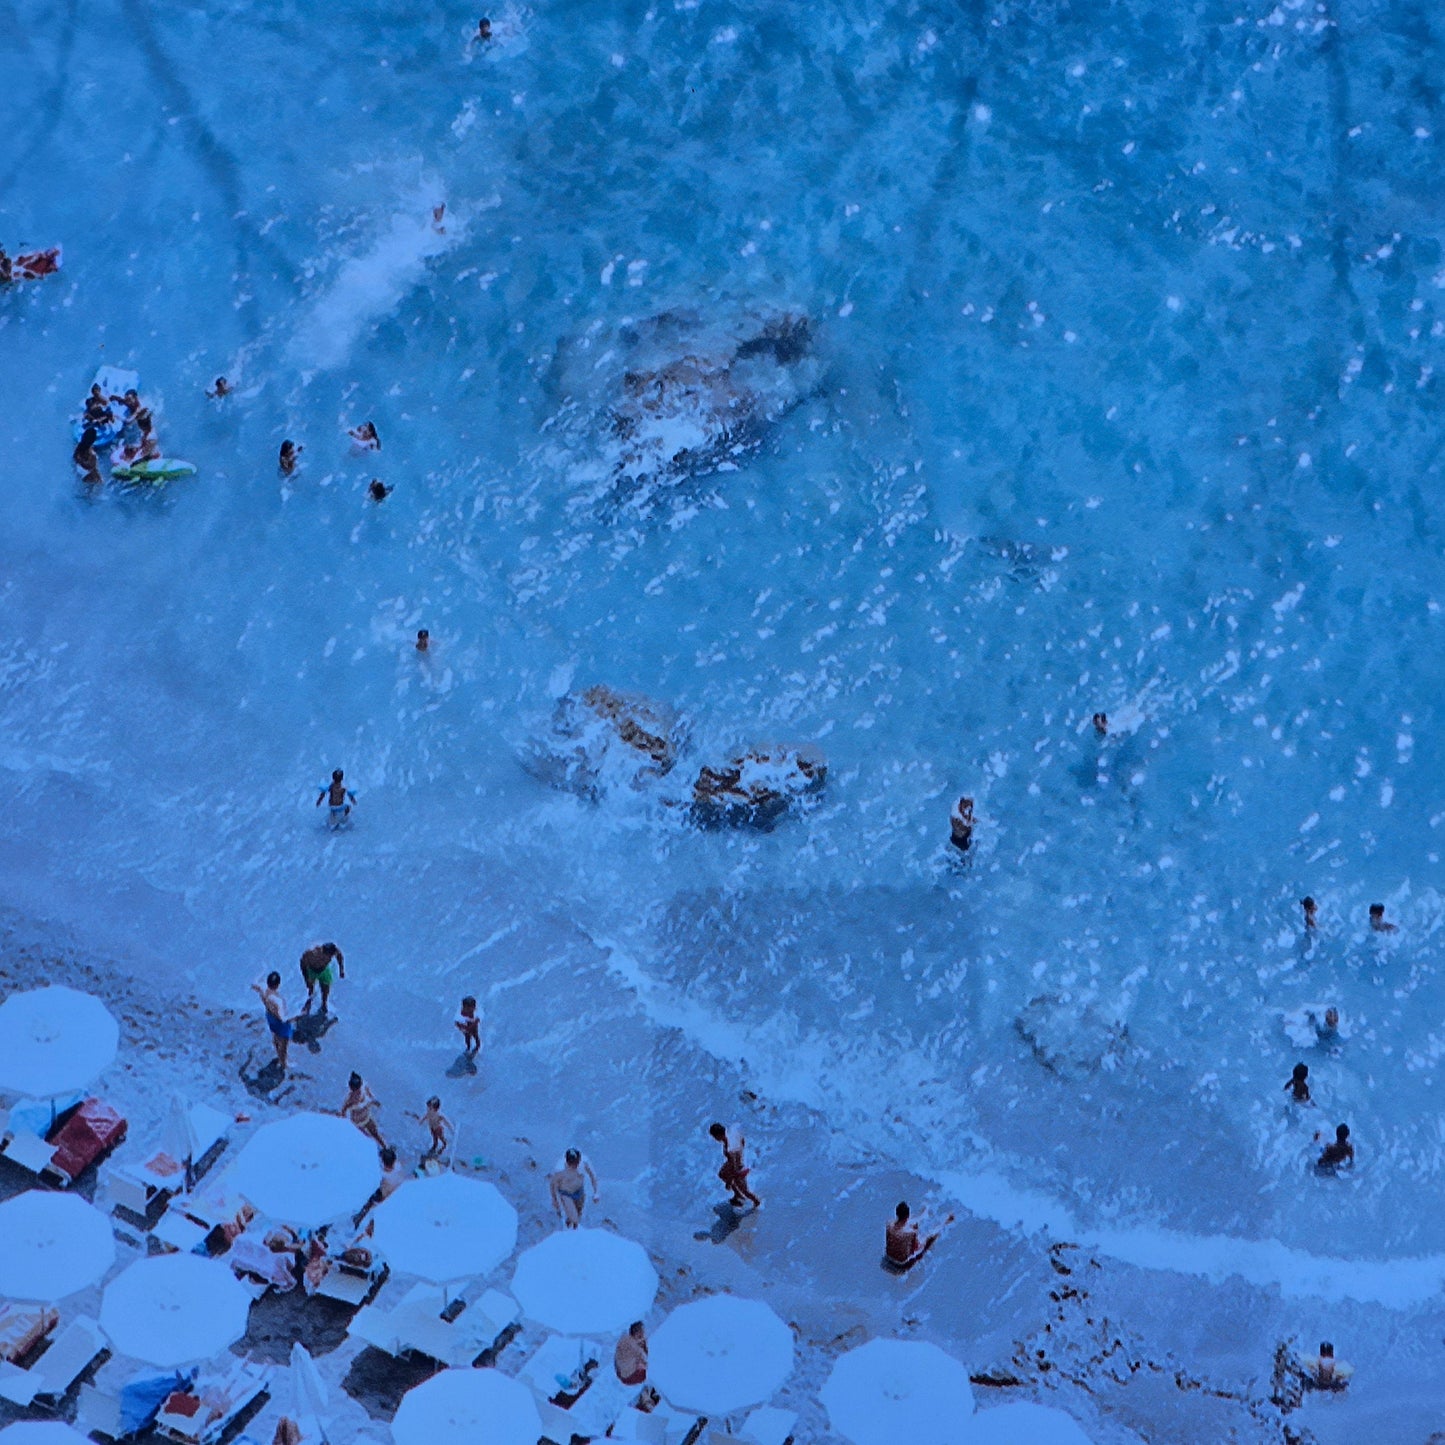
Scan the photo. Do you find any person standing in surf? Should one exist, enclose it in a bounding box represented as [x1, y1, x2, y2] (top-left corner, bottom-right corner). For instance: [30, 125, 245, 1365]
[317, 770, 356, 826]
[709, 1121, 761, 1210]
[299, 941, 345, 1014]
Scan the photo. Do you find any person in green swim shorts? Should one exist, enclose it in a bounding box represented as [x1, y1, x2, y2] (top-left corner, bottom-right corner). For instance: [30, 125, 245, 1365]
[299, 941, 346, 1015]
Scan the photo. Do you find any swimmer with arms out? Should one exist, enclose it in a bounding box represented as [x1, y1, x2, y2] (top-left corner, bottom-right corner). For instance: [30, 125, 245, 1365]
[207, 377, 230, 398]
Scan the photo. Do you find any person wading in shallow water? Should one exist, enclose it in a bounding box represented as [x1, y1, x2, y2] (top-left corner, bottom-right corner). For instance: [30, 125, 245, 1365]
[884, 1201, 952, 1273]
[1315, 1123, 1354, 1174]
[317, 770, 356, 826]
[709, 1121, 761, 1210]
[949, 796, 974, 854]
[299, 942, 345, 1015]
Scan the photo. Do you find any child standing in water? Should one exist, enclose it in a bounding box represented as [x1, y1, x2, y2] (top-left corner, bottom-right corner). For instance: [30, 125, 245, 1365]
[454, 996, 481, 1056]
[316, 770, 356, 826]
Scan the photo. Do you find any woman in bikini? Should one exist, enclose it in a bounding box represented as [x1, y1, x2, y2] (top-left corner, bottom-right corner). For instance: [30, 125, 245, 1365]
[339, 1072, 387, 1148]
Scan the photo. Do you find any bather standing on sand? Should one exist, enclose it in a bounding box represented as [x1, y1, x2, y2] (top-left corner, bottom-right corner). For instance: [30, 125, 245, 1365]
[548, 1148, 599, 1228]
[252, 972, 292, 1072]
[614, 1322, 648, 1385]
[299, 941, 345, 1014]
[709, 1121, 761, 1209]
[340, 1072, 387, 1148]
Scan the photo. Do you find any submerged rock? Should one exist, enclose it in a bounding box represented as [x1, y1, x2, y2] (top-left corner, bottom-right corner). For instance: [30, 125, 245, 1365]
[524, 685, 681, 799]
[690, 745, 827, 830]
[1015, 994, 1129, 1076]
[548, 308, 824, 503]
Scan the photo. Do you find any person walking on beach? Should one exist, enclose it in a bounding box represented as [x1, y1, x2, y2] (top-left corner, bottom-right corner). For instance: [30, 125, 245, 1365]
[409, 1096, 454, 1159]
[252, 972, 293, 1073]
[299, 941, 345, 1014]
[709, 1121, 761, 1210]
[1315, 1123, 1354, 1174]
[548, 1148, 599, 1228]
[453, 995, 481, 1056]
[339, 1072, 387, 1148]
[317, 770, 356, 826]
[884, 1201, 951, 1273]
[1284, 1063, 1311, 1104]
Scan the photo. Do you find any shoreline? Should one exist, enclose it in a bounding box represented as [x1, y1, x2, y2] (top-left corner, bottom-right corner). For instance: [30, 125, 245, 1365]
[2, 902, 1441, 1443]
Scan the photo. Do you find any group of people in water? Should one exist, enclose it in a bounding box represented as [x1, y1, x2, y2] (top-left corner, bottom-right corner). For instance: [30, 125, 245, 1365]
[72, 380, 164, 484]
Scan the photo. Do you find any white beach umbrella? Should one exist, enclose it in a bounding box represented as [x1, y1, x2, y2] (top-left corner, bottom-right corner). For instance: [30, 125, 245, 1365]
[510, 1227, 658, 1336]
[0, 1424, 94, 1445]
[391, 1367, 541, 1445]
[962, 1403, 1094, 1445]
[372, 1173, 517, 1285]
[0, 1190, 115, 1301]
[232, 1112, 379, 1227]
[100, 1254, 250, 1367]
[650, 1295, 794, 1416]
[821, 1338, 975, 1445]
[0, 987, 118, 1099]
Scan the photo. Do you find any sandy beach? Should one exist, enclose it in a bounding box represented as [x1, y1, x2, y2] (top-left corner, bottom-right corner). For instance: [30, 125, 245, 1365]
[4, 901, 1441, 1445]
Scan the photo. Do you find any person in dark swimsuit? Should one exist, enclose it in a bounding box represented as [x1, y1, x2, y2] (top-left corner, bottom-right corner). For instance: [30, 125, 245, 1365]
[1315, 1123, 1354, 1173]
[1301, 896, 1318, 931]
[367, 479, 392, 502]
[884, 1201, 951, 1273]
[73, 427, 102, 485]
[548, 1148, 599, 1228]
[316, 770, 356, 825]
[949, 796, 974, 853]
[279, 440, 302, 475]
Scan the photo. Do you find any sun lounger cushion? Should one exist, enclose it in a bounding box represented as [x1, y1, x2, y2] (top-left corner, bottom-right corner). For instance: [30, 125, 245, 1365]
[46, 1099, 128, 1185]
[32, 1316, 108, 1400]
[0, 1304, 59, 1363]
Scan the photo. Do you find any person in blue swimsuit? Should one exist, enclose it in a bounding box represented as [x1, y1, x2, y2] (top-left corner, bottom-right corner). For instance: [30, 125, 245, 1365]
[251, 972, 293, 1073]
[317, 770, 357, 826]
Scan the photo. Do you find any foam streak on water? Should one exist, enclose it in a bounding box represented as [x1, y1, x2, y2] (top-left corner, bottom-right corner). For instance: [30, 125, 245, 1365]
[2, 0, 1444, 1295]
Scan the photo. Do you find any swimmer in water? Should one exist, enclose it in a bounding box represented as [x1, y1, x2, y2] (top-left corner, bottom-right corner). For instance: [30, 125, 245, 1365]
[83, 385, 114, 426]
[0, 248, 10, 284]
[1301, 896, 1318, 931]
[367, 479, 392, 502]
[73, 427, 102, 485]
[1369, 903, 1397, 933]
[949, 796, 974, 853]
[1092, 711, 1108, 736]
[348, 421, 380, 451]
[475, 17, 492, 41]
[415, 628, 430, 653]
[207, 377, 230, 398]
[1320, 1006, 1340, 1040]
[1315, 1122, 1353, 1173]
[316, 769, 356, 826]
[432, 204, 446, 233]
[1284, 1062, 1311, 1104]
[279, 440, 301, 475]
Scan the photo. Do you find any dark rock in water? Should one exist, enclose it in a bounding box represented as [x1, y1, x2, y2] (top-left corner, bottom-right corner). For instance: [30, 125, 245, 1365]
[524, 685, 681, 800]
[1015, 994, 1129, 1075]
[546, 309, 824, 505]
[690, 745, 827, 830]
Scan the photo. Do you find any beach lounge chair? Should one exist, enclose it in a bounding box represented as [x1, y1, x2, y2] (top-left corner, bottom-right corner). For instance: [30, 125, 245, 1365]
[42, 1099, 128, 1188]
[155, 1358, 271, 1445]
[74, 1382, 126, 1439]
[609, 1409, 667, 1445]
[0, 1316, 110, 1408]
[106, 1103, 232, 1218]
[0, 1303, 60, 1364]
[0, 1127, 59, 1180]
[739, 1407, 794, 1445]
